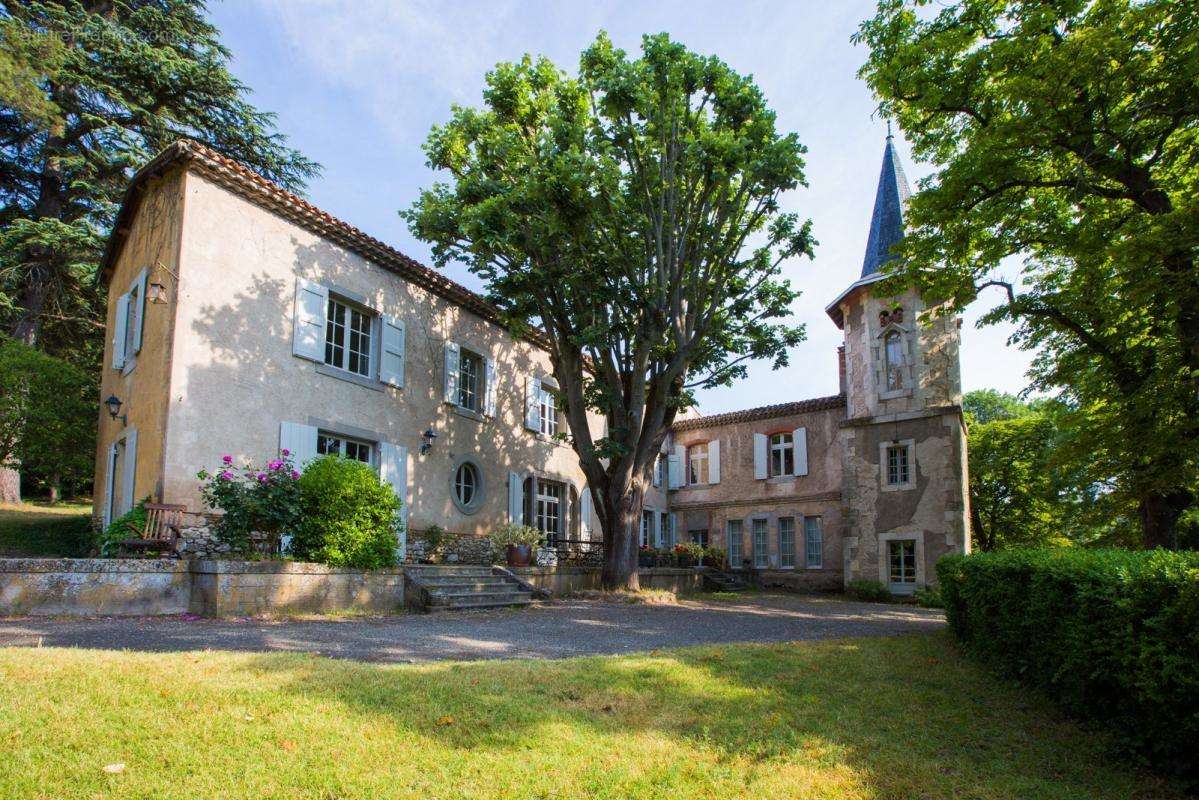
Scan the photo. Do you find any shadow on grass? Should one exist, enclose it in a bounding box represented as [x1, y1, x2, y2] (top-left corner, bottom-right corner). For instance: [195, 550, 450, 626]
[239, 632, 1180, 799]
[0, 505, 94, 557]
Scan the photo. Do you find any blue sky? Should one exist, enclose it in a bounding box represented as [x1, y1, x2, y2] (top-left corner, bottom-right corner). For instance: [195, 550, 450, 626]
[207, 0, 1035, 414]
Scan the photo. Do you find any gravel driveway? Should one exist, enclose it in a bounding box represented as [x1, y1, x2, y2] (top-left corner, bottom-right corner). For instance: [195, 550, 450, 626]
[0, 594, 944, 663]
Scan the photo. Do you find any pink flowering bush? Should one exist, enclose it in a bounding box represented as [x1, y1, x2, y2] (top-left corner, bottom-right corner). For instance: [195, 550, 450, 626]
[197, 450, 302, 555]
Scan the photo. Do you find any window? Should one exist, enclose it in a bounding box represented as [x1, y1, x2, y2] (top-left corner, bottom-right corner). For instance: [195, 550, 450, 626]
[654, 455, 665, 487]
[123, 283, 139, 361]
[752, 519, 769, 568]
[535, 382, 559, 436]
[324, 297, 373, 377]
[888, 539, 917, 588]
[454, 461, 479, 509]
[769, 432, 794, 477]
[884, 330, 905, 391]
[779, 517, 796, 568]
[804, 516, 823, 568]
[659, 511, 671, 548]
[458, 350, 482, 411]
[317, 432, 374, 465]
[687, 443, 709, 485]
[640, 510, 653, 547]
[886, 444, 911, 486]
[727, 519, 743, 569]
[690, 529, 709, 547]
[525, 477, 564, 544]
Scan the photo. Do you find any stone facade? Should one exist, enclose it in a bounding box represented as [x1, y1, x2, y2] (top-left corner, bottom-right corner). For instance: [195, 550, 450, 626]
[91, 137, 969, 596]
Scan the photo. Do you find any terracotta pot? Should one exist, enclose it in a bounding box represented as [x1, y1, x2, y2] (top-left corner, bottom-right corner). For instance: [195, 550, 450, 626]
[506, 544, 532, 567]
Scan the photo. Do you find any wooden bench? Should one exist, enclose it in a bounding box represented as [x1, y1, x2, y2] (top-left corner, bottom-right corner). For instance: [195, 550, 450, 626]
[119, 503, 186, 556]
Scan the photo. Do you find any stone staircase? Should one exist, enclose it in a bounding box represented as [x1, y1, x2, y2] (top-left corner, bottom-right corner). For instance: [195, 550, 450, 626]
[702, 569, 750, 592]
[404, 564, 536, 612]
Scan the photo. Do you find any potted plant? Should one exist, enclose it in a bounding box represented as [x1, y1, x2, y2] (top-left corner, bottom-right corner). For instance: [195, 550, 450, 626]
[702, 546, 726, 569]
[489, 523, 541, 567]
[674, 541, 704, 568]
[638, 545, 655, 568]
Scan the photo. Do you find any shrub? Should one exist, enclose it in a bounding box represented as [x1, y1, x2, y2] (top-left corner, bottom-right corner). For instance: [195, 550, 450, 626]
[97, 498, 150, 556]
[489, 523, 541, 549]
[846, 579, 890, 602]
[291, 455, 401, 569]
[914, 585, 943, 608]
[938, 548, 1199, 785]
[673, 542, 704, 563]
[197, 452, 302, 554]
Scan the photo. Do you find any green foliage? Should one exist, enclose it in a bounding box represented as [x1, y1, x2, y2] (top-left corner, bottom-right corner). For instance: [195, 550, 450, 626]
[938, 548, 1199, 785]
[405, 32, 812, 585]
[914, 585, 943, 609]
[0, 336, 95, 497]
[962, 389, 1034, 426]
[97, 498, 149, 557]
[673, 542, 705, 562]
[846, 579, 890, 602]
[197, 454, 302, 556]
[422, 524, 446, 552]
[0, 1, 317, 356]
[292, 456, 401, 569]
[856, 0, 1199, 548]
[488, 523, 541, 549]
[0, 501, 93, 557]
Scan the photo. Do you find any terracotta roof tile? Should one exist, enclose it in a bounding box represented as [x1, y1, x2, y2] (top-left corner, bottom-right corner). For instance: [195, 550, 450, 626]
[672, 393, 846, 431]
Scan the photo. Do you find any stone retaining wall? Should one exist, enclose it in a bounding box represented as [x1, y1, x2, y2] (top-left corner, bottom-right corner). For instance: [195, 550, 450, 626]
[405, 528, 603, 569]
[0, 558, 403, 617]
[511, 566, 704, 595]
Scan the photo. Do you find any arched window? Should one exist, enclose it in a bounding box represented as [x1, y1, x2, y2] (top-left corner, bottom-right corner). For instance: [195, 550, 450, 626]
[884, 331, 905, 390]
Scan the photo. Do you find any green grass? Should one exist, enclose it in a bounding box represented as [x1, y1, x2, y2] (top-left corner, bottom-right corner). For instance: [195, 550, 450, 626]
[0, 500, 93, 557]
[0, 633, 1182, 799]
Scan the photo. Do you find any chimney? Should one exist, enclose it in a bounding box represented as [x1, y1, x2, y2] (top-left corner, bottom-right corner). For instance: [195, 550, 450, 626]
[837, 346, 847, 394]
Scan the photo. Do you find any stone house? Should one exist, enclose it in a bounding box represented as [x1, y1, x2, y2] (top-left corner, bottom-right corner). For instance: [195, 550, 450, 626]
[93, 134, 969, 592]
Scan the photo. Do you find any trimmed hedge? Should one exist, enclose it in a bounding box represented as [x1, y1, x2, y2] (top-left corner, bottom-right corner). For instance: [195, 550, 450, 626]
[292, 455, 402, 569]
[938, 548, 1199, 784]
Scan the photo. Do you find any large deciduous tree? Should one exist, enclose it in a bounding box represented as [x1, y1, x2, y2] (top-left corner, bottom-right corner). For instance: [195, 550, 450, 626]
[405, 33, 813, 589]
[0, 0, 318, 502]
[856, 0, 1199, 549]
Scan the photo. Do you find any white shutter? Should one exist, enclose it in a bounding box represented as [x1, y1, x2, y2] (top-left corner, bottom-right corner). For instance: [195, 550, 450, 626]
[279, 421, 318, 471]
[753, 433, 768, 480]
[380, 442, 409, 560]
[652, 454, 662, 487]
[443, 341, 460, 404]
[292, 278, 328, 361]
[579, 486, 592, 537]
[524, 377, 541, 431]
[111, 292, 130, 369]
[102, 443, 117, 529]
[708, 440, 721, 484]
[793, 427, 809, 476]
[120, 428, 138, 517]
[668, 445, 684, 488]
[379, 316, 405, 388]
[508, 471, 524, 523]
[484, 357, 497, 417]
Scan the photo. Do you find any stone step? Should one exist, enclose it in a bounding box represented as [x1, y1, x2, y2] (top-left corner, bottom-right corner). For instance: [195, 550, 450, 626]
[418, 578, 514, 591]
[405, 565, 496, 576]
[429, 591, 533, 608]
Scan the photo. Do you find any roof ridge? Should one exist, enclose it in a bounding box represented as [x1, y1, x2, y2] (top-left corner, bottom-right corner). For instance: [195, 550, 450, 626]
[673, 393, 846, 431]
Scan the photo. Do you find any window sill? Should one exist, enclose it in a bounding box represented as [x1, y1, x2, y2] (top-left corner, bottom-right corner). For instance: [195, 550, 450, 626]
[120, 356, 138, 377]
[766, 475, 796, 484]
[881, 481, 915, 493]
[451, 405, 487, 423]
[878, 388, 913, 401]
[315, 362, 384, 392]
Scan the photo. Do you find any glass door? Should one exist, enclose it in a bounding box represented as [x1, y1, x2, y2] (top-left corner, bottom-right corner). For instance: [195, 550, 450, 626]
[887, 539, 917, 595]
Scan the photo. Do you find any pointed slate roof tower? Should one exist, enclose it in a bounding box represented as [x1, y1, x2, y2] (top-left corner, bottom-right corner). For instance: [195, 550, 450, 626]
[826, 129, 912, 328]
[860, 128, 911, 279]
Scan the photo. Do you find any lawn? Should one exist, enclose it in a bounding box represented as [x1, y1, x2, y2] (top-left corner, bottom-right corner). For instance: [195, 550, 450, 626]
[0, 501, 94, 557]
[0, 633, 1182, 799]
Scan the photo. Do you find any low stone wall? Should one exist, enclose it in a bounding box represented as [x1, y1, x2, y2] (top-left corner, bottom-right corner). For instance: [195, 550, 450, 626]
[190, 560, 404, 616]
[0, 558, 403, 617]
[511, 566, 704, 595]
[0, 559, 191, 616]
[745, 568, 844, 593]
[406, 528, 604, 569]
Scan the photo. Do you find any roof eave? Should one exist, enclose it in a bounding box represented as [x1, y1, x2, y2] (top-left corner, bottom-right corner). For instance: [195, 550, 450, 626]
[825, 272, 888, 329]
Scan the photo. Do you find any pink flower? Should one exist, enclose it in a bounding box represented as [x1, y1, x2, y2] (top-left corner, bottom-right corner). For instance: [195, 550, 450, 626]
[281, 449, 291, 457]
[218, 470, 234, 480]
[258, 474, 268, 483]
[291, 470, 301, 480]
[267, 459, 283, 471]
[222, 455, 233, 465]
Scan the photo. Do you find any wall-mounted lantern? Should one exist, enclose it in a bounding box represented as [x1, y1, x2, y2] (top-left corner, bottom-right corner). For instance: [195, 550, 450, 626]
[420, 427, 438, 455]
[104, 394, 126, 426]
[147, 281, 170, 304]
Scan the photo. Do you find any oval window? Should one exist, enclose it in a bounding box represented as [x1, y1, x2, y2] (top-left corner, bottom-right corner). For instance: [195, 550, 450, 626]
[455, 462, 478, 506]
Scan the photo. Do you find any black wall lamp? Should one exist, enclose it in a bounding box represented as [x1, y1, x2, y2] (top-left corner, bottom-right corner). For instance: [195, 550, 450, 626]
[420, 427, 437, 455]
[104, 394, 126, 426]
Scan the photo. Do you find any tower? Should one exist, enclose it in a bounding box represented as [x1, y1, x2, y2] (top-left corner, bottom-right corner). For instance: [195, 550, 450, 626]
[826, 132, 970, 594]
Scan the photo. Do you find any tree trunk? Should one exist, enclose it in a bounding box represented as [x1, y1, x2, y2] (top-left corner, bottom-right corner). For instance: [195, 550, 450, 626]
[1139, 489, 1190, 551]
[0, 464, 20, 505]
[599, 482, 644, 591]
[48, 473, 61, 504]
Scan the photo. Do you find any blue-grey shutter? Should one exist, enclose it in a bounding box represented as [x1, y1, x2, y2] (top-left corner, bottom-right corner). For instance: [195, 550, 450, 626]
[111, 292, 130, 369]
[508, 471, 524, 522]
[753, 433, 768, 480]
[380, 442, 409, 559]
[443, 341, 460, 404]
[793, 427, 809, 476]
[279, 421, 318, 472]
[132, 268, 148, 354]
[708, 440, 721, 484]
[579, 486, 592, 537]
[524, 377, 540, 430]
[379, 316, 405, 388]
[292, 278, 328, 361]
[483, 357, 497, 416]
[120, 428, 138, 517]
